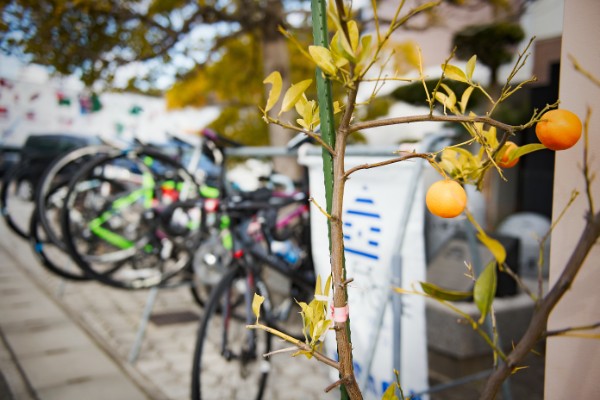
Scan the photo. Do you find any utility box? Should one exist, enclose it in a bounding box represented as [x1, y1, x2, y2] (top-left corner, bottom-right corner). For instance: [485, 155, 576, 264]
[299, 144, 429, 399]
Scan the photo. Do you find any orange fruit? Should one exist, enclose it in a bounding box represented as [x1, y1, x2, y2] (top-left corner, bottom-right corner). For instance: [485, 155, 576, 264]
[498, 141, 519, 168]
[426, 180, 467, 218]
[535, 109, 582, 151]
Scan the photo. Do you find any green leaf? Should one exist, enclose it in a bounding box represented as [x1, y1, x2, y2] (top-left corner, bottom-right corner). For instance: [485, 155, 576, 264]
[308, 45, 338, 76]
[509, 143, 547, 161]
[252, 293, 265, 323]
[477, 232, 506, 264]
[444, 64, 468, 83]
[420, 281, 472, 301]
[466, 55, 477, 81]
[474, 261, 497, 324]
[280, 79, 313, 115]
[263, 71, 282, 113]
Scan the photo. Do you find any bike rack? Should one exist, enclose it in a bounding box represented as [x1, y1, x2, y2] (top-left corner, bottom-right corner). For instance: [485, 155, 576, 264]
[131, 136, 511, 400]
[128, 145, 299, 364]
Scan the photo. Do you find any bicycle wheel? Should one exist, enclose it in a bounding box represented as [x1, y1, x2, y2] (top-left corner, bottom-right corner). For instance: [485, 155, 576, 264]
[191, 266, 272, 400]
[1, 161, 36, 239]
[35, 144, 113, 249]
[29, 204, 90, 281]
[61, 147, 201, 289]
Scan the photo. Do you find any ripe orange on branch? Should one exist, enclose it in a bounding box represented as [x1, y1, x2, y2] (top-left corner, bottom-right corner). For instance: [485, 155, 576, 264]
[426, 180, 467, 218]
[535, 109, 582, 151]
[498, 141, 519, 168]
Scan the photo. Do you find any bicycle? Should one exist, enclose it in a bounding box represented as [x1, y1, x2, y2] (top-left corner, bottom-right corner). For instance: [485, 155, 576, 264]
[0, 134, 101, 239]
[190, 177, 316, 400]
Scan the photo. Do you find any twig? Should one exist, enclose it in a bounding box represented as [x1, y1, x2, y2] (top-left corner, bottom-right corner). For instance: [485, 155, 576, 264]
[582, 107, 595, 216]
[349, 113, 529, 135]
[343, 152, 432, 179]
[569, 54, 600, 88]
[309, 197, 332, 219]
[247, 323, 340, 370]
[500, 263, 536, 301]
[544, 321, 600, 338]
[537, 190, 579, 300]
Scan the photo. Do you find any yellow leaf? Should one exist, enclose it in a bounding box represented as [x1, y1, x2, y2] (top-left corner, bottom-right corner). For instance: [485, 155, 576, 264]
[332, 101, 342, 114]
[477, 233, 507, 264]
[382, 383, 398, 400]
[263, 71, 282, 113]
[280, 79, 313, 115]
[324, 275, 332, 297]
[466, 55, 477, 81]
[460, 86, 474, 114]
[252, 293, 264, 323]
[348, 20, 359, 53]
[444, 64, 468, 83]
[308, 45, 338, 76]
[294, 95, 308, 116]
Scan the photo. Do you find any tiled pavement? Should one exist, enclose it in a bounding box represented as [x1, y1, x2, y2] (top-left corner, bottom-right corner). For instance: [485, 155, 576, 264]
[0, 216, 545, 400]
[0, 220, 336, 400]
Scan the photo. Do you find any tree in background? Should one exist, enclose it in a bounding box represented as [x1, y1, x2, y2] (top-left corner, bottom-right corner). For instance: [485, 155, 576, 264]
[453, 21, 525, 94]
[0, 0, 312, 163]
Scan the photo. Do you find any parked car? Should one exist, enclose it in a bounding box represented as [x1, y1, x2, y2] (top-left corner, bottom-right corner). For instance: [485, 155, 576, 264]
[11, 133, 102, 199]
[0, 147, 21, 179]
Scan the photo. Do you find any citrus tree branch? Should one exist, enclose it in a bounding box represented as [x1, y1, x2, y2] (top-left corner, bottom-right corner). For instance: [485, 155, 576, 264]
[480, 210, 600, 399]
[343, 152, 433, 179]
[348, 114, 533, 135]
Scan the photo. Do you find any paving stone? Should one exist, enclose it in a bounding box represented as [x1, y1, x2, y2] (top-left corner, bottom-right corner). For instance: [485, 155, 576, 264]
[4, 322, 90, 356]
[36, 373, 150, 400]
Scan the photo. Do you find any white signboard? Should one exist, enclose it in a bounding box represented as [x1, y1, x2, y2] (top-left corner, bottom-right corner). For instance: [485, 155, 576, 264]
[299, 145, 429, 399]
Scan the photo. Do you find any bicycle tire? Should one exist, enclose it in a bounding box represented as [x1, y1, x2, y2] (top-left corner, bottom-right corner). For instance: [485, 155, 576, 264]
[29, 204, 90, 281]
[191, 266, 272, 400]
[0, 161, 36, 239]
[34, 144, 114, 249]
[61, 147, 202, 289]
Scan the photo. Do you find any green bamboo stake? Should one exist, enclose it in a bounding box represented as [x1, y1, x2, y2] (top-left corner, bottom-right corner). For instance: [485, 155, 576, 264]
[311, 0, 335, 213]
[310, 1, 351, 399]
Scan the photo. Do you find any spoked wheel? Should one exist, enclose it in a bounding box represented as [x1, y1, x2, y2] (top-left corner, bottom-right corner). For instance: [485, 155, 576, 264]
[189, 225, 232, 307]
[191, 266, 271, 400]
[1, 164, 36, 239]
[35, 144, 113, 249]
[29, 205, 90, 281]
[61, 147, 201, 289]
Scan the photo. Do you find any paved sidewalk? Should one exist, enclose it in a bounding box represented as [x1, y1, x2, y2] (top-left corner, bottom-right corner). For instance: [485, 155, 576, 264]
[0, 219, 545, 400]
[0, 220, 336, 400]
[0, 235, 150, 400]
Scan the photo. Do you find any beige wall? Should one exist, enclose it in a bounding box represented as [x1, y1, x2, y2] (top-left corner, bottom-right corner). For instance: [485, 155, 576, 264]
[545, 0, 600, 398]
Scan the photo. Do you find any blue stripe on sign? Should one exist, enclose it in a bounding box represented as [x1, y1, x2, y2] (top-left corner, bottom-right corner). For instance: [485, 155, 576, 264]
[368, 240, 379, 247]
[345, 247, 379, 260]
[370, 226, 381, 233]
[344, 222, 353, 227]
[355, 198, 374, 204]
[346, 209, 381, 219]
[343, 235, 351, 240]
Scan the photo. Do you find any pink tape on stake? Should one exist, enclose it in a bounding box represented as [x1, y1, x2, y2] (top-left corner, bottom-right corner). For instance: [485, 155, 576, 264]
[332, 305, 349, 323]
